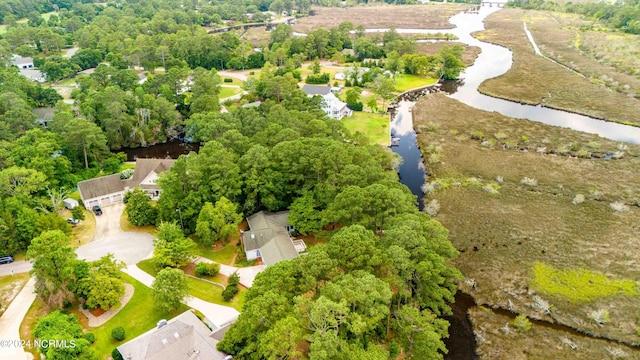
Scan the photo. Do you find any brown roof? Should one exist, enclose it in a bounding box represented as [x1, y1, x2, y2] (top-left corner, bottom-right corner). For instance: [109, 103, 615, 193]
[77, 158, 175, 202]
[78, 174, 124, 200]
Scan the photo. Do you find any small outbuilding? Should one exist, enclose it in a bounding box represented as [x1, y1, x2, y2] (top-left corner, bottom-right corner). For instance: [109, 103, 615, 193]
[63, 198, 79, 210]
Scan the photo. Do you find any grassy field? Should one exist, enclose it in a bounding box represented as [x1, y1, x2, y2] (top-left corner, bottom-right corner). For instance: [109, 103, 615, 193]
[219, 86, 242, 99]
[194, 243, 237, 265]
[476, 9, 640, 126]
[89, 273, 189, 359]
[293, 4, 471, 33]
[64, 208, 96, 247]
[342, 111, 389, 146]
[237, 27, 271, 47]
[120, 212, 157, 236]
[394, 74, 437, 92]
[0, 273, 30, 316]
[0, 11, 58, 34]
[414, 94, 640, 346]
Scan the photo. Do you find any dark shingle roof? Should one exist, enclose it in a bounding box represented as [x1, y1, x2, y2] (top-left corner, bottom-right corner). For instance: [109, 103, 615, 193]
[302, 84, 331, 96]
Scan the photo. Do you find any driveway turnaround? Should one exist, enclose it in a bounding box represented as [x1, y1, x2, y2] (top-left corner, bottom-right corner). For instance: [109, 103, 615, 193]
[0, 278, 36, 360]
[75, 203, 154, 265]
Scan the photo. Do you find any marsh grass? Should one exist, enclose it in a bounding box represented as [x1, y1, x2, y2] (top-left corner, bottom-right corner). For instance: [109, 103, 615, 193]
[477, 9, 640, 126]
[413, 93, 640, 344]
[531, 262, 637, 304]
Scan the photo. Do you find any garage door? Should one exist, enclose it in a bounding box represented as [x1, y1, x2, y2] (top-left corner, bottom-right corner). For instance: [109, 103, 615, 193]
[86, 200, 99, 208]
[112, 194, 123, 203]
[101, 197, 112, 206]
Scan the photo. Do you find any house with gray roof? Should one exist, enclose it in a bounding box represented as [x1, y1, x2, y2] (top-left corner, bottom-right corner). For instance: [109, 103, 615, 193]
[116, 310, 234, 360]
[32, 107, 55, 128]
[77, 158, 175, 208]
[242, 211, 299, 266]
[301, 85, 353, 120]
[10, 55, 34, 69]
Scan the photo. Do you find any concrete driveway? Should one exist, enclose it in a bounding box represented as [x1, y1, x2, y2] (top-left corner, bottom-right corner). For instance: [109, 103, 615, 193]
[76, 203, 154, 265]
[0, 278, 35, 360]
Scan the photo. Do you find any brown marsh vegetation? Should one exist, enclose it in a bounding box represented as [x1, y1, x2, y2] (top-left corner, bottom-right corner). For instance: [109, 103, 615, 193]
[413, 93, 640, 349]
[292, 4, 471, 33]
[476, 9, 640, 127]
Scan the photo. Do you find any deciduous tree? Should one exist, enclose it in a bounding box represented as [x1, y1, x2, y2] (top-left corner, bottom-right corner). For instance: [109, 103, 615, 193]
[152, 268, 189, 312]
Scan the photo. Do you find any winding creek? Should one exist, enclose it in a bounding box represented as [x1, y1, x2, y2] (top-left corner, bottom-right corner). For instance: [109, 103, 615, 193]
[119, 4, 640, 358]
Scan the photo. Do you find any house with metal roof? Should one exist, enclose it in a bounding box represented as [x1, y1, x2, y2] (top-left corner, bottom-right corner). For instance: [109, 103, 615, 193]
[116, 310, 234, 360]
[301, 84, 353, 120]
[242, 211, 299, 266]
[77, 158, 175, 208]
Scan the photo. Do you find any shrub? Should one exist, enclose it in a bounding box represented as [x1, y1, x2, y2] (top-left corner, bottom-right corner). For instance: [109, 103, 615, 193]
[112, 348, 124, 360]
[222, 285, 239, 301]
[469, 130, 484, 140]
[71, 207, 85, 221]
[494, 132, 508, 140]
[572, 194, 585, 205]
[249, 71, 255, 75]
[610, 201, 629, 212]
[520, 177, 538, 187]
[424, 199, 440, 217]
[305, 73, 330, 84]
[589, 309, 610, 325]
[576, 149, 591, 158]
[223, 78, 233, 83]
[510, 314, 532, 332]
[347, 101, 363, 111]
[195, 262, 220, 277]
[111, 326, 126, 341]
[84, 332, 95, 344]
[228, 272, 241, 287]
[120, 168, 134, 180]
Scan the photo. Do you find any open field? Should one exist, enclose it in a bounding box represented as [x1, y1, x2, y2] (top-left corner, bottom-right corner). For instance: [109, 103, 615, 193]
[394, 74, 437, 92]
[342, 111, 389, 146]
[476, 9, 640, 126]
[237, 27, 271, 47]
[469, 306, 637, 359]
[292, 4, 472, 33]
[414, 94, 640, 347]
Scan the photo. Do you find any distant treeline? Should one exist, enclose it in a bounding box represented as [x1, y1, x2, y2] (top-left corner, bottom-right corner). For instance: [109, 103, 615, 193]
[0, 0, 81, 24]
[506, 0, 640, 34]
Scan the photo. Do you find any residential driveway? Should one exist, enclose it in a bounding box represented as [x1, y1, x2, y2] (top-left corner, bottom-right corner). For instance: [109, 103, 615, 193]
[76, 203, 154, 265]
[0, 278, 35, 360]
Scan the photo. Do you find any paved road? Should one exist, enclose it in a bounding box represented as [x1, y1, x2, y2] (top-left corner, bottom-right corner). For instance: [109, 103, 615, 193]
[0, 261, 31, 277]
[0, 278, 35, 360]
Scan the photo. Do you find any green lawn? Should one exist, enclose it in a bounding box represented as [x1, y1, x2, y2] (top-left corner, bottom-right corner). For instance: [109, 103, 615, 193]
[118, 162, 136, 172]
[194, 244, 237, 265]
[394, 74, 437, 92]
[219, 86, 242, 99]
[137, 259, 245, 311]
[56, 78, 77, 86]
[342, 111, 390, 146]
[90, 273, 189, 359]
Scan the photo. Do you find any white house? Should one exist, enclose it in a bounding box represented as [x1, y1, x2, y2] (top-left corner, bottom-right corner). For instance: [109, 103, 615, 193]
[77, 158, 175, 208]
[11, 55, 34, 69]
[302, 84, 353, 120]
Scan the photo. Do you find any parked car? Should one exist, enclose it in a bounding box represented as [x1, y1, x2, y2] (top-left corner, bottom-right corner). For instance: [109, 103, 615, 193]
[66, 218, 80, 225]
[92, 205, 103, 216]
[0, 255, 14, 265]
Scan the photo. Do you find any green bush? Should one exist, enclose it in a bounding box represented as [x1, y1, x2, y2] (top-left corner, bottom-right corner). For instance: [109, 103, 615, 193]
[510, 314, 532, 332]
[249, 71, 255, 75]
[112, 348, 124, 360]
[223, 78, 233, 83]
[347, 101, 363, 111]
[84, 332, 95, 344]
[222, 285, 239, 301]
[305, 73, 330, 84]
[195, 262, 220, 277]
[111, 326, 126, 341]
[71, 207, 85, 220]
[228, 272, 241, 286]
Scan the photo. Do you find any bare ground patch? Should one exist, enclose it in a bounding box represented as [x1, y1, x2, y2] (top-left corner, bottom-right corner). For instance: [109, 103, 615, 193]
[475, 9, 640, 126]
[414, 94, 640, 347]
[292, 4, 471, 33]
